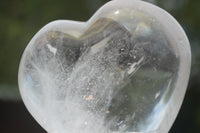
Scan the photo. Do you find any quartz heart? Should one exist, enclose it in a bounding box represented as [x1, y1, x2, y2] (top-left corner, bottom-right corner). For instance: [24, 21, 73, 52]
[18, 0, 191, 133]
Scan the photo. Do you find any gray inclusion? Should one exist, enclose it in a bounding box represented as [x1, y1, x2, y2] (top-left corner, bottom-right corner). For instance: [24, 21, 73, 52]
[23, 18, 179, 133]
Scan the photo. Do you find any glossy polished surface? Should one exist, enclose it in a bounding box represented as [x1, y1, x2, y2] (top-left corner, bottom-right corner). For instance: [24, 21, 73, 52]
[18, 0, 191, 133]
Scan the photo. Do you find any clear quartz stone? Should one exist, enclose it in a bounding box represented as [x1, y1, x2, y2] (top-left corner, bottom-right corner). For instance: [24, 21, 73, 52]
[18, 0, 191, 133]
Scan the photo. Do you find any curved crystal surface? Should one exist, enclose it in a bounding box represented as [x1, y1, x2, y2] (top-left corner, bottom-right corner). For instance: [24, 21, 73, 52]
[18, 0, 191, 133]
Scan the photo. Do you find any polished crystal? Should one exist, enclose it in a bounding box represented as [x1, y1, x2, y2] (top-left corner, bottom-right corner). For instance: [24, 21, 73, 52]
[18, 0, 191, 133]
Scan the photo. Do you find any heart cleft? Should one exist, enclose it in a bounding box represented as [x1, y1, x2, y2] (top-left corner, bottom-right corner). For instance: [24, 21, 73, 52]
[18, 0, 191, 133]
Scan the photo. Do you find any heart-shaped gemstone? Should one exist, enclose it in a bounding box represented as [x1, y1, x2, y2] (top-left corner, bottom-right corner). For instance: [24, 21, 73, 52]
[18, 0, 191, 133]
